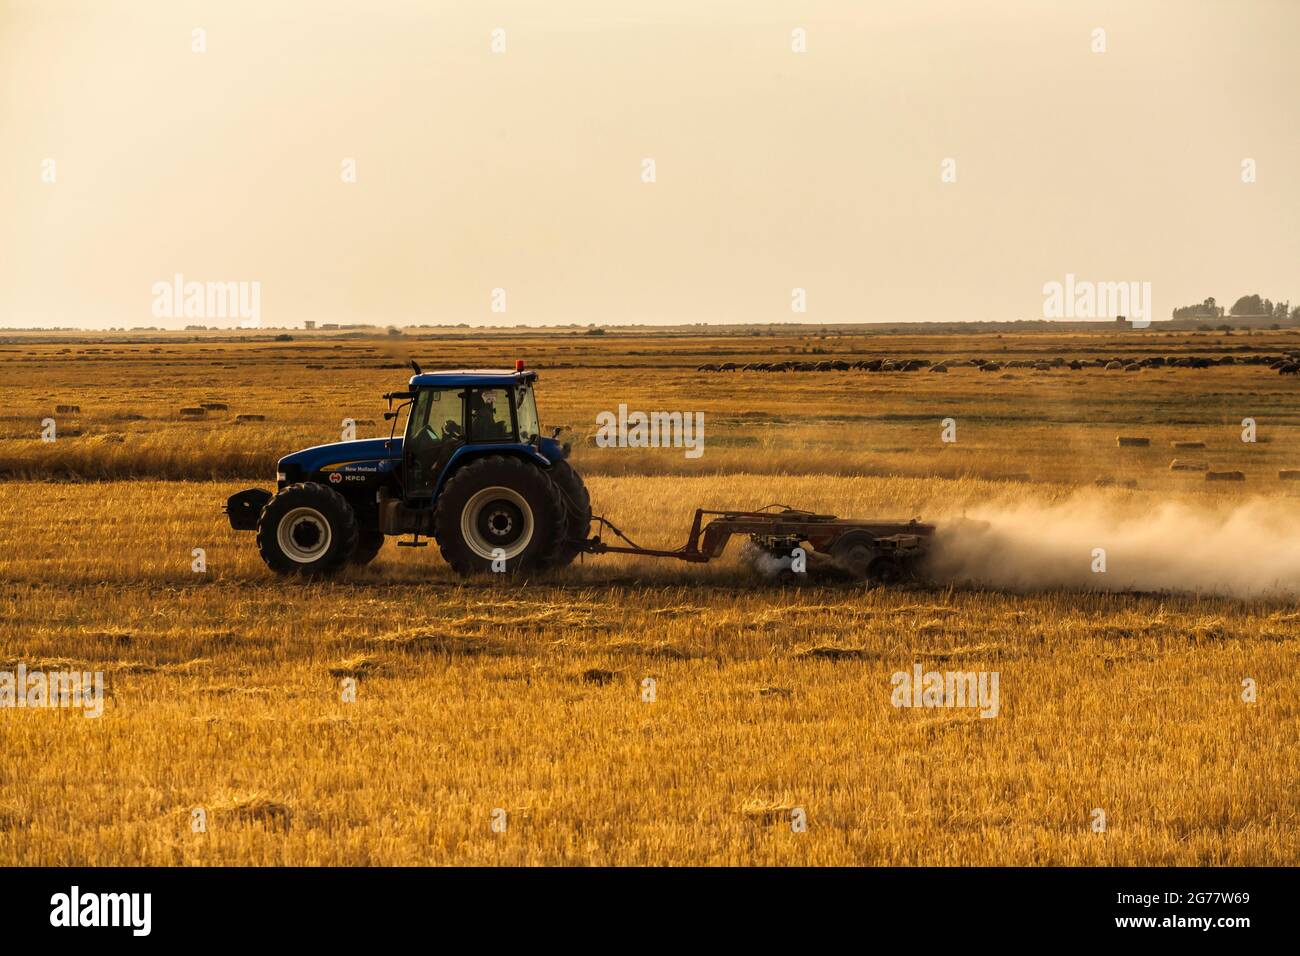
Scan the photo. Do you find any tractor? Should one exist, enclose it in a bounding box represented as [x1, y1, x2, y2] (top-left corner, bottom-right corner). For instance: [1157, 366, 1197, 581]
[226, 361, 590, 576]
[228, 360, 937, 583]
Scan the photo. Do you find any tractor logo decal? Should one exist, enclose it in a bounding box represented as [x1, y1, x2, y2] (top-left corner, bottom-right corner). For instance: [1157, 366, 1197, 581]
[328, 472, 342, 484]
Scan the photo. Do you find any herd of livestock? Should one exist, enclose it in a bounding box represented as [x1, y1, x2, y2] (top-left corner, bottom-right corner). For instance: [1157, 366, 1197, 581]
[696, 353, 1300, 374]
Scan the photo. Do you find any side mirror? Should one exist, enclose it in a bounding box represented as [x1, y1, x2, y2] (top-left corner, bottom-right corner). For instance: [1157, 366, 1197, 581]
[383, 411, 398, 421]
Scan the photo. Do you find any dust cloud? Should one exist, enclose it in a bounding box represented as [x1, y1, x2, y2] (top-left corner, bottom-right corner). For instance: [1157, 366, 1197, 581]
[925, 493, 1300, 598]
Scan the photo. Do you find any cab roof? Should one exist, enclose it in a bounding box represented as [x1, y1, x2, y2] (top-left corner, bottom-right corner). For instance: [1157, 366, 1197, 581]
[408, 369, 537, 389]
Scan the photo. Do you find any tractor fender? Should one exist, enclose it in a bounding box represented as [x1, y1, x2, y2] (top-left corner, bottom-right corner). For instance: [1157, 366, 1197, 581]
[432, 444, 552, 499]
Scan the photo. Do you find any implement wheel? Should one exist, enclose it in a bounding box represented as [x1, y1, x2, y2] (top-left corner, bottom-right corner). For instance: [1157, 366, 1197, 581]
[831, 531, 905, 585]
[864, 555, 906, 585]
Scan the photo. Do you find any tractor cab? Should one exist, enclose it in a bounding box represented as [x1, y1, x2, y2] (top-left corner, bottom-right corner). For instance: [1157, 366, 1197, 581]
[401, 367, 546, 498]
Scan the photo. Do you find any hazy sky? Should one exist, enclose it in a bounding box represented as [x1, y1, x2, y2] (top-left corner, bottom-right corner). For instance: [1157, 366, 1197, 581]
[2, 0, 1296, 329]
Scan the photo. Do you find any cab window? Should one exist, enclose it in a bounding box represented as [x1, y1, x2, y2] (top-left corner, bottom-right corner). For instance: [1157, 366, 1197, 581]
[405, 389, 465, 495]
[515, 386, 540, 442]
[409, 389, 464, 445]
[466, 388, 513, 442]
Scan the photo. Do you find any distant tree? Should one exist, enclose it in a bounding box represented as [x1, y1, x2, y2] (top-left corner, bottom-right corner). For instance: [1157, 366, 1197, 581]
[1173, 297, 1223, 319]
[1231, 294, 1266, 316]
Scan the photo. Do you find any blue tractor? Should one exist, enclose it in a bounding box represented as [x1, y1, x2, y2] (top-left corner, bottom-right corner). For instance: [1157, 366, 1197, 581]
[226, 361, 591, 577]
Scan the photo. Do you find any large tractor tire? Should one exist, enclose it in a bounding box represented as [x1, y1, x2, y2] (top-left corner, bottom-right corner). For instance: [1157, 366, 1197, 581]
[547, 460, 592, 569]
[350, 529, 386, 566]
[256, 482, 359, 576]
[434, 455, 567, 576]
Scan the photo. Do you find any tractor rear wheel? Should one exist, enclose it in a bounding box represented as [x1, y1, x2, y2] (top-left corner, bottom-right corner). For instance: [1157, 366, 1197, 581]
[351, 529, 386, 566]
[434, 456, 567, 576]
[256, 482, 359, 576]
[546, 460, 591, 569]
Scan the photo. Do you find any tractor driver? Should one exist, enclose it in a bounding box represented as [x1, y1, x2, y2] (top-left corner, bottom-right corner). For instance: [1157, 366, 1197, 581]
[467, 388, 510, 440]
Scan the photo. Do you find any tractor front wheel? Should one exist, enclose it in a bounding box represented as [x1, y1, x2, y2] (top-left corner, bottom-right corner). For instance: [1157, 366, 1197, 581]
[434, 456, 567, 576]
[255, 482, 359, 576]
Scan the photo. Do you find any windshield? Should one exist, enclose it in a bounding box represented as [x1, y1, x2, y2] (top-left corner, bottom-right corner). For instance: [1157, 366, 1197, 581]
[515, 385, 540, 442]
[409, 388, 464, 443]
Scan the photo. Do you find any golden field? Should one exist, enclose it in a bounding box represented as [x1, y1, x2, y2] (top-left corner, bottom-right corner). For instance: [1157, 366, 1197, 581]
[1, 327, 1298, 865]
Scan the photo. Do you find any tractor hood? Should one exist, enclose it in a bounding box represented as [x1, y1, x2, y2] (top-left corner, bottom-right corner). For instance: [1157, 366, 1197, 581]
[278, 438, 401, 476]
[278, 435, 568, 482]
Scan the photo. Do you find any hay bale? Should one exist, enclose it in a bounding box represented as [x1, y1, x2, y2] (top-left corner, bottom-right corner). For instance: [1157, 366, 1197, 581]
[1279, 470, 1300, 481]
[1205, 471, 1245, 482]
[234, 414, 265, 423]
[1116, 436, 1150, 447]
[178, 407, 207, 418]
[1094, 477, 1138, 488]
[1105, 360, 1124, 370]
[54, 404, 80, 414]
[1171, 440, 1205, 449]
[200, 402, 228, 411]
[1169, 459, 1208, 472]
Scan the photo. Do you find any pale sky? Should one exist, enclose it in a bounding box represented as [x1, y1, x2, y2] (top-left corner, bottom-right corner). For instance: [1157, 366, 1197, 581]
[2, 0, 1296, 329]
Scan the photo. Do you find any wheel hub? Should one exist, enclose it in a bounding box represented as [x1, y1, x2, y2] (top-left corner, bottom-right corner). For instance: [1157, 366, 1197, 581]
[276, 506, 333, 563]
[462, 486, 534, 561]
[485, 507, 516, 538]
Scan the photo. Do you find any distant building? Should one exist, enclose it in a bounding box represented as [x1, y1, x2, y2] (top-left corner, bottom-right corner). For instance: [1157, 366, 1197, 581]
[304, 320, 316, 330]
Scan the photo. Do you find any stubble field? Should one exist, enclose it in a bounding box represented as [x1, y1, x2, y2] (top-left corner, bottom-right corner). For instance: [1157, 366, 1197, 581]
[1, 326, 1298, 865]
